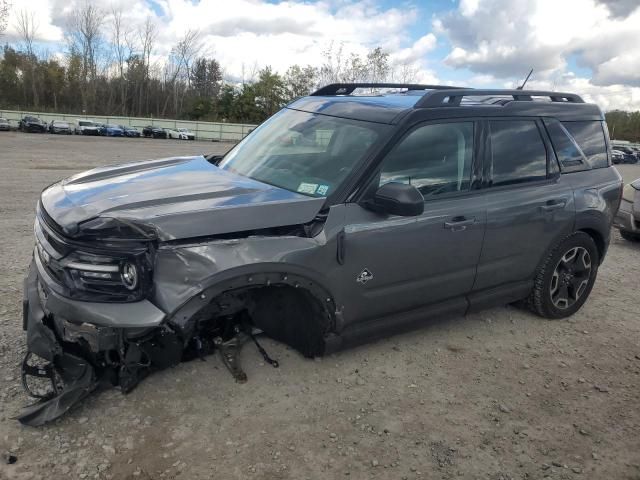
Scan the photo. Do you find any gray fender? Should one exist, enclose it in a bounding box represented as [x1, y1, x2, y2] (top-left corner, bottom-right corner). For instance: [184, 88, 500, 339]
[164, 262, 340, 336]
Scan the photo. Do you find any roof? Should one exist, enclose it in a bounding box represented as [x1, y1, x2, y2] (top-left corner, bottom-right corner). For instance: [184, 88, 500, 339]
[288, 83, 604, 124]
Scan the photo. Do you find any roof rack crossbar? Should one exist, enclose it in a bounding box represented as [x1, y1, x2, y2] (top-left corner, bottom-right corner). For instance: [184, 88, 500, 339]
[311, 83, 465, 96]
[416, 89, 584, 108]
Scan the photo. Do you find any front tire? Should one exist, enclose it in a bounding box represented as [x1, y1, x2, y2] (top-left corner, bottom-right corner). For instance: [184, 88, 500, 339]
[526, 232, 599, 319]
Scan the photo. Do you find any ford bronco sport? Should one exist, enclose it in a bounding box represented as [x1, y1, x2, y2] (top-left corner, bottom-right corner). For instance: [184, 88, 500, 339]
[20, 83, 623, 425]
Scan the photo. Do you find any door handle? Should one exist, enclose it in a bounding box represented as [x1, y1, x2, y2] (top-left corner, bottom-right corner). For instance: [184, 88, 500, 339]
[540, 200, 566, 212]
[444, 216, 476, 231]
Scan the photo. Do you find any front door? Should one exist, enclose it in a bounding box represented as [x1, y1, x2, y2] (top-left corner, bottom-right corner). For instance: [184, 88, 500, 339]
[333, 121, 486, 327]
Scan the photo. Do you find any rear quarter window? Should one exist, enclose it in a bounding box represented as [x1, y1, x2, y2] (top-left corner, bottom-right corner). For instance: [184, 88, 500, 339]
[561, 121, 609, 169]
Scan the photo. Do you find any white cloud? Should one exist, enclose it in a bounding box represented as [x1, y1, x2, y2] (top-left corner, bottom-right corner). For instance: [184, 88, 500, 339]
[437, 0, 640, 85]
[435, 0, 640, 109]
[527, 74, 640, 111]
[3, 0, 65, 43]
[3, 0, 428, 82]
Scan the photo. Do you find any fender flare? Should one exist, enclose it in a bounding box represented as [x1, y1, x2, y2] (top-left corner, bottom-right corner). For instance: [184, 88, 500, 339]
[165, 263, 341, 336]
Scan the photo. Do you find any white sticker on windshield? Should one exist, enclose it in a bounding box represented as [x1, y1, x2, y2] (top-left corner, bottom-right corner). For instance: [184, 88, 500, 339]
[316, 185, 329, 196]
[297, 182, 318, 194]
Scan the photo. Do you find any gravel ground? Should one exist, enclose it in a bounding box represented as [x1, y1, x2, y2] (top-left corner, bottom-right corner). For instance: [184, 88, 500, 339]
[0, 132, 639, 480]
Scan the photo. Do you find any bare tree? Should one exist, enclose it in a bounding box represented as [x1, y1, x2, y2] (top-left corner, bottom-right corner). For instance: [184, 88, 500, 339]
[391, 61, 420, 83]
[67, 3, 104, 112]
[109, 7, 132, 114]
[240, 61, 260, 85]
[137, 16, 157, 115]
[0, 0, 11, 36]
[317, 41, 345, 85]
[15, 9, 40, 107]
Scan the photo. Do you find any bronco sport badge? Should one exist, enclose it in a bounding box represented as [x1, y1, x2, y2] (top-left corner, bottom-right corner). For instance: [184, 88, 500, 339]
[356, 268, 374, 284]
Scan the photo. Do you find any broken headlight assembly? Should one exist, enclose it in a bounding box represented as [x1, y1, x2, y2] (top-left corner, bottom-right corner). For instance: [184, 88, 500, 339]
[57, 250, 152, 302]
[35, 209, 154, 302]
[36, 232, 153, 302]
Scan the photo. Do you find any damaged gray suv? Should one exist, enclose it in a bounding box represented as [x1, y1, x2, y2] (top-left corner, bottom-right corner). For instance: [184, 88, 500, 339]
[21, 83, 623, 425]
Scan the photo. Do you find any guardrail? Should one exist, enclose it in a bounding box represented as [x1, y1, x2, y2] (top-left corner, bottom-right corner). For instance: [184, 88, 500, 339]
[0, 109, 258, 142]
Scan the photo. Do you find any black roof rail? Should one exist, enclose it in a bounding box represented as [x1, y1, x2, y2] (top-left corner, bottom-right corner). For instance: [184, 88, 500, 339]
[311, 83, 465, 96]
[416, 89, 584, 108]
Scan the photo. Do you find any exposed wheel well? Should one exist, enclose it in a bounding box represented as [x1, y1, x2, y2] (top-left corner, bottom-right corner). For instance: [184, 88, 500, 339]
[168, 272, 336, 358]
[247, 285, 331, 357]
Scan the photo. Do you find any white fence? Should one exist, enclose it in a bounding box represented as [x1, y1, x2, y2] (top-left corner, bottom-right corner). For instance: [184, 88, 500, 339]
[0, 109, 258, 142]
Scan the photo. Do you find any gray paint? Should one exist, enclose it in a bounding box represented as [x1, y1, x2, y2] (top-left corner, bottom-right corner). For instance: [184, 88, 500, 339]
[21, 87, 624, 425]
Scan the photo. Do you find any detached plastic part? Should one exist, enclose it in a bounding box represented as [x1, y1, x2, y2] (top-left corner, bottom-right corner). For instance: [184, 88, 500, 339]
[17, 351, 97, 426]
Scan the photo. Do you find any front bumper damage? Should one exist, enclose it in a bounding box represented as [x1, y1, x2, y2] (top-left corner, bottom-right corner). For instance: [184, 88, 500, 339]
[20, 259, 168, 426]
[20, 254, 288, 426]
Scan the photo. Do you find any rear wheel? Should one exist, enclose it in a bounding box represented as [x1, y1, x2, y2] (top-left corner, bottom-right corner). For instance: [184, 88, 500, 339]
[526, 232, 599, 319]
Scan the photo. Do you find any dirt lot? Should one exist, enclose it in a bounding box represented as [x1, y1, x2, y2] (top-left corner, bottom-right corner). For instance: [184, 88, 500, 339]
[0, 132, 639, 480]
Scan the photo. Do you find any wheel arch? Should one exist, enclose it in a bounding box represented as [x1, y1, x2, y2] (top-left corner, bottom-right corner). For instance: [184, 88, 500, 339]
[164, 264, 340, 356]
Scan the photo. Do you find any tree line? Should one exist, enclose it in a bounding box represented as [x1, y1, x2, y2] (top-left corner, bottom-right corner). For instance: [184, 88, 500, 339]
[0, 4, 413, 124]
[604, 111, 640, 142]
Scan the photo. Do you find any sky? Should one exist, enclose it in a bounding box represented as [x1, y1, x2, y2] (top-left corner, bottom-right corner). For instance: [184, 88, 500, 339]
[3, 0, 640, 110]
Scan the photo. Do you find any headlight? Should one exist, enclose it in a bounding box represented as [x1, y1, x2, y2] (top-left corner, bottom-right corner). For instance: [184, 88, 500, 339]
[622, 184, 637, 203]
[121, 263, 138, 290]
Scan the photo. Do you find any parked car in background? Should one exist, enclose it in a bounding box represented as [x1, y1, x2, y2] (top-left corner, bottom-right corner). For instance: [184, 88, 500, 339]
[0, 118, 9, 131]
[614, 178, 640, 242]
[75, 120, 101, 136]
[98, 124, 124, 137]
[48, 120, 72, 134]
[177, 128, 195, 140]
[142, 125, 167, 138]
[19, 83, 623, 425]
[613, 146, 639, 163]
[19, 116, 47, 133]
[120, 125, 141, 138]
[612, 150, 625, 164]
[164, 127, 192, 140]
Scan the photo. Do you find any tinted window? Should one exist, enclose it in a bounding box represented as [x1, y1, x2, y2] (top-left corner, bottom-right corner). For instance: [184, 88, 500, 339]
[544, 119, 588, 172]
[490, 121, 547, 186]
[562, 121, 608, 168]
[378, 122, 474, 197]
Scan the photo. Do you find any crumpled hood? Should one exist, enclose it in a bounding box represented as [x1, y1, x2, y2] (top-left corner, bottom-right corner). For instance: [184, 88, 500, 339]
[41, 155, 325, 241]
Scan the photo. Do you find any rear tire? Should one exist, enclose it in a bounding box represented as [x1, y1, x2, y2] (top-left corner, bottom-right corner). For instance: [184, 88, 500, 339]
[620, 230, 640, 242]
[526, 232, 599, 319]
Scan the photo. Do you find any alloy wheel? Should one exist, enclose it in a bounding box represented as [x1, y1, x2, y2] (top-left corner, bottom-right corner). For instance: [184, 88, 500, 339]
[550, 246, 592, 309]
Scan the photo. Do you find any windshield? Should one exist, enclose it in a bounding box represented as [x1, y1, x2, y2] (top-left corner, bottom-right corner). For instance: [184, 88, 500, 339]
[79, 121, 94, 127]
[219, 109, 387, 197]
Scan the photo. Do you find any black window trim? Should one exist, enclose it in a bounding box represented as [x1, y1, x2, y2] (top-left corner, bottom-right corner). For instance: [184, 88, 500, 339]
[482, 117, 558, 193]
[353, 117, 484, 205]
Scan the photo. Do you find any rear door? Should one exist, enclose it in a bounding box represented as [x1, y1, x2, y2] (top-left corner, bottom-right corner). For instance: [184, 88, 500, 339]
[473, 118, 575, 292]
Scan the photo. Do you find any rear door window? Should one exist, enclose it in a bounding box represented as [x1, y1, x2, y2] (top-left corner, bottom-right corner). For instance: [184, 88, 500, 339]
[561, 121, 608, 169]
[489, 120, 548, 187]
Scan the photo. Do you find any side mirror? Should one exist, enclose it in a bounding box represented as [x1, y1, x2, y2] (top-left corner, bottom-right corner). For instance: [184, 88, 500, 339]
[365, 182, 424, 217]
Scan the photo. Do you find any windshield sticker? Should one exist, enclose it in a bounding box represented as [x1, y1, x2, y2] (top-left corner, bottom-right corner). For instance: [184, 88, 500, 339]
[316, 185, 329, 196]
[297, 182, 318, 194]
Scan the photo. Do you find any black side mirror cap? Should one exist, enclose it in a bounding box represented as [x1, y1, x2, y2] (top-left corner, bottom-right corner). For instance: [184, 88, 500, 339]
[364, 182, 424, 217]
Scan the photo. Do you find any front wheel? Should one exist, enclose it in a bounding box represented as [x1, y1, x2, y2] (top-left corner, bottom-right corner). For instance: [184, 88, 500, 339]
[526, 232, 599, 319]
